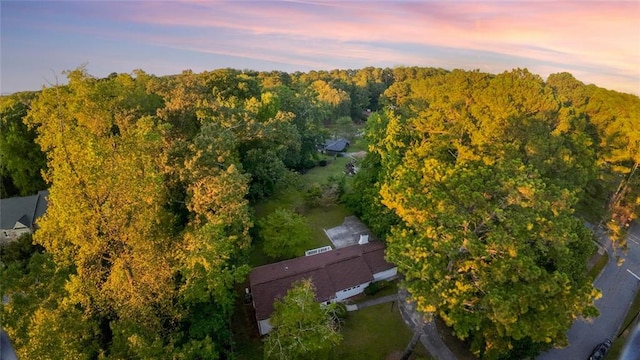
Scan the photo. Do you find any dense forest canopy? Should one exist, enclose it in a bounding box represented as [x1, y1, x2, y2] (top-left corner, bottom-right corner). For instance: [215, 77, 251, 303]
[0, 66, 638, 359]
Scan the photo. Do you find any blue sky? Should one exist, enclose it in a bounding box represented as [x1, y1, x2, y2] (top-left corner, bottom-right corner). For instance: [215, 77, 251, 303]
[1, 1, 639, 94]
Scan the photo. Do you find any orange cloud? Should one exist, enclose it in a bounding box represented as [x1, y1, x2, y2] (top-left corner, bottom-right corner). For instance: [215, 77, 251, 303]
[113, 1, 640, 93]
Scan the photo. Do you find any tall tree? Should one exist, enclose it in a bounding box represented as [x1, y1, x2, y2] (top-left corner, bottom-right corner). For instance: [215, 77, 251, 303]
[24, 68, 180, 355]
[376, 69, 599, 358]
[548, 73, 640, 243]
[170, 110, 253, 353]
[1, 240, 99, 359]
[0, 92, 47, 197]
[345, 112, 400, 239]
[258, 208, 311, 260]
[264, 280, 342, 360]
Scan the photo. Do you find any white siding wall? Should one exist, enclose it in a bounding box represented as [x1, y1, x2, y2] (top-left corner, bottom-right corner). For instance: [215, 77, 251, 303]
[373, 267, 397, 281]
[333, 281, 370, 302]
[0, 228, 31, 243]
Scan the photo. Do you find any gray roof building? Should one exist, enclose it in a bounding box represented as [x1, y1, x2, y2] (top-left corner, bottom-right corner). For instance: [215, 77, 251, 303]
[0, 190, 49, 237]
[323, 138, 350, 153]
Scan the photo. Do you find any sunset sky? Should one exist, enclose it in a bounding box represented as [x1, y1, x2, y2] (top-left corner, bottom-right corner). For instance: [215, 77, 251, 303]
[1, 1, 639, 95]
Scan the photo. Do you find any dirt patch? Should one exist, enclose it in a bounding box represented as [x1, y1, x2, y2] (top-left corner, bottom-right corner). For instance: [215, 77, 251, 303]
[349, 151, 367, 159]
[386, 350, 403, 360]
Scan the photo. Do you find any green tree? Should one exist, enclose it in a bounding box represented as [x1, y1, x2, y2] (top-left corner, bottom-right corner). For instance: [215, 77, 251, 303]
[272, 84, 326, 169]
[311, 80, 351, 123]
[258, 208, 311, 260]
[334, 115, 357, 140]
[0, 92, 47, 197]
[547, 73, 640, 243]
[0, 233, 43, 268]
[1, 246, 99, 360]
[374, 69, 599, 358]
[172, 99, 253, 353]
[382, 160, 598, 358]
[24, 68, 180, 355]
[264, 279, 342, 360]
[344, 111, 400, 239]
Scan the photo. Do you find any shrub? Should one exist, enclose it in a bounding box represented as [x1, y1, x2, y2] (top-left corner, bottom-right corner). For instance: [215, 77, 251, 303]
[333, 302, 348, 320]
[302, 158, 317, 170]
[364, 283, 378, 296]
[364, 280, 390, 296]
[318, 159, 328, 167]
[304, 183, 323, 208]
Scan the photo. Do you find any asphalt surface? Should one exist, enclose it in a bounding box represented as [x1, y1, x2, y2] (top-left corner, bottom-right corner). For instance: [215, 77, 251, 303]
[398, 289, 458, 360]
[539, 221, 640, 360]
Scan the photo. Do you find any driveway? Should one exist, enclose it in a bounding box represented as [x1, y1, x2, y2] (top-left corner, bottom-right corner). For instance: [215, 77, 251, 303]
[538, 221, 640, 359]
[397, 289, 457, 360]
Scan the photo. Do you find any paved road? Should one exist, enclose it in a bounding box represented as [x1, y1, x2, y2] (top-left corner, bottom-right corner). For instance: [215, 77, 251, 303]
[539, 221, 640, 360]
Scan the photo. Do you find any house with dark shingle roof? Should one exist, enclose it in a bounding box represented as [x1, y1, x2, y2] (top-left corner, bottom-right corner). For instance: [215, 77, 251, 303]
[322, 138, 350, 155]
[249, 241, 397, 335]
[0, 190, 49, 244]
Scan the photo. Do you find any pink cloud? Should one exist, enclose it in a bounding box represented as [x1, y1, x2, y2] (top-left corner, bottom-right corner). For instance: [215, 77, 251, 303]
[38, 1, 640, 93]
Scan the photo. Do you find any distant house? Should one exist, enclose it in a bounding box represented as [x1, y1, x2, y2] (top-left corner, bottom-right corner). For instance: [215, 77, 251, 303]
[322, 138, 350, 155]
[249, 241, 397, 335]
[0, 190, 49, 244]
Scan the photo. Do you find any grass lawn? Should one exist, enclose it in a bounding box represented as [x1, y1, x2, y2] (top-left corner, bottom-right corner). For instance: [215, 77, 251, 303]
[588, 251, 610, 281]
[233, 298, 431, 360]
[331, 303, 432, 360]
[303, 154, 352, 184]
[348, 136, 368, 152]
[249, 153, 357, 267]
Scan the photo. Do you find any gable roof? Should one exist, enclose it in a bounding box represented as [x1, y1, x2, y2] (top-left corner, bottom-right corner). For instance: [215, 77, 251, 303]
[324, 138, 350, 152]
[249, 241, 394, 320]
[0, 190, 49, 230]
[15, 215, 30, 229]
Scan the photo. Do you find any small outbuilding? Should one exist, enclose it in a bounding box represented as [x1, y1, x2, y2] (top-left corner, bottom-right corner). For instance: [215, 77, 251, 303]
[322, 138, 350, 155]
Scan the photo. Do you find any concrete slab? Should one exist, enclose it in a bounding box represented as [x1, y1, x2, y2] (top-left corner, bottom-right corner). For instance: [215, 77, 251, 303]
[346, 304, 359, 312]
[324, 216, 374, 249]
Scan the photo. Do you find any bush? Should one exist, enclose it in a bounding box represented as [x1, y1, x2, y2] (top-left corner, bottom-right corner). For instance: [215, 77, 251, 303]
[333, 302, 348, 320]
[318, 159, 328, 167]
[302, 158, 317, 170]
[364, 283, 379, 296]
[327, 302, 348, 330]
[364, 280, 390, 296]
[258, 209, 311, 260]
[304, 183, 323, 208]
[327, 175, 346, 199]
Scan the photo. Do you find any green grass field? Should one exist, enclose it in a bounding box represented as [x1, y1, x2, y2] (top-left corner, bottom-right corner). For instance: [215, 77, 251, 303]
[331, 303, 431, 360]
[588, 251, 610, 281]
[249, 152, 357, 267]
[233, 300, 432, 360]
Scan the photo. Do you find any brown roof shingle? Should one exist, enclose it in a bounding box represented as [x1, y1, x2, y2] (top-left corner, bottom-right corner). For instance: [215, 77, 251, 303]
[249, 241, 395, 320]
[363, 248, 395, 274]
